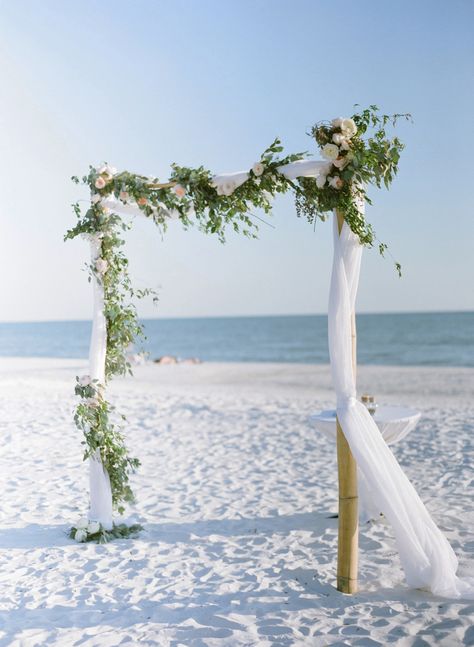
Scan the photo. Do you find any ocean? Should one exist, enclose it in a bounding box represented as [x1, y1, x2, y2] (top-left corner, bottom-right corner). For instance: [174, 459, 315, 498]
[0, 312, 472, 367]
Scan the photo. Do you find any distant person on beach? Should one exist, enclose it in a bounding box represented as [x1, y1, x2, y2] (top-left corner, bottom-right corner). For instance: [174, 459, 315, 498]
[154, 356, 201, 365]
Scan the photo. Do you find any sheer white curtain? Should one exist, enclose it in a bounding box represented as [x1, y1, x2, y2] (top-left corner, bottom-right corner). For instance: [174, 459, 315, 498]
[87, 234, 113, 530]
[329, 211, 474, 598]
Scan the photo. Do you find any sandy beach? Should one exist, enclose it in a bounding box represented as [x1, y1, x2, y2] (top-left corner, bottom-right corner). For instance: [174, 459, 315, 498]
[0, 357, 473, 646]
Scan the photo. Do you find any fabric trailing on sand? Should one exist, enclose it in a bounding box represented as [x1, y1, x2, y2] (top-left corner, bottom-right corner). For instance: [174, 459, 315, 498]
[329, 210, 474, 599]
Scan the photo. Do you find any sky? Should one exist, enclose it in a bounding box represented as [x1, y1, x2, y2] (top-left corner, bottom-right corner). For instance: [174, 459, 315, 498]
[0, 0, 472, 322]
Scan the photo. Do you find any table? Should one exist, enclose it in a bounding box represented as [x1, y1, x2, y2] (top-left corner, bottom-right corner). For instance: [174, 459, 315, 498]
[310, 405, 420, 445]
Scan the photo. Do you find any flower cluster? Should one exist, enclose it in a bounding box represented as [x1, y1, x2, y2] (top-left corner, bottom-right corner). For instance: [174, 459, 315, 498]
[317, 117, 358, 191]
[70, 519, 143, 544]
[94, 164, 117, 190]
[95, 258, 108, 275]
[295, 105, 411, 274]
[72, 517, 101, 542]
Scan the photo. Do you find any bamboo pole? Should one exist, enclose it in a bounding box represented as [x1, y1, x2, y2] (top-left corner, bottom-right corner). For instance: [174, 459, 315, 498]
[335, 209, 359, 594]
[146, 181, 177, 189]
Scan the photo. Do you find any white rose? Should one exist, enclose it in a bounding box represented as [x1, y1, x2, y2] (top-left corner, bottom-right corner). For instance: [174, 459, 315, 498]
[85, 396, 100, 408]
[87, 521, 101, 534]
[332, 117, 344, 128]
[95, 258, 108, 275]
[333, 156, 350, 170]
[328, 175, 344, 190]
[252, 162, 265, 177]
[332, 133, 345, 145]
[74, 529, 88, 542]
[91, 194, 102, 204]
[79, 375, 91, 387]
[341, 118, 357, 138]
[321, 143, 340, 161]
[76, 517, 89, 530]
[341, 139, 351, 151]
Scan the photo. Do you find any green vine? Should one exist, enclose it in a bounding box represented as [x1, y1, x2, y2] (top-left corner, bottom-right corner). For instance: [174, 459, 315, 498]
[73, 377, 140, 513]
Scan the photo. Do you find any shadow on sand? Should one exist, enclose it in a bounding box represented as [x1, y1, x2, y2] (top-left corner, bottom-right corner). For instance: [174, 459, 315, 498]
[0, 512, 455, 646]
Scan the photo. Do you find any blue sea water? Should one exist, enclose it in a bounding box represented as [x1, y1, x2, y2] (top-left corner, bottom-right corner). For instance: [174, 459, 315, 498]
[0, 312, 472, 367]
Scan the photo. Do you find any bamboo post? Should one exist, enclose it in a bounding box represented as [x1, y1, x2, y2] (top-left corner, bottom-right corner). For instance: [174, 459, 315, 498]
[335, 210, 359, 594]
[146, 181, 177, 189]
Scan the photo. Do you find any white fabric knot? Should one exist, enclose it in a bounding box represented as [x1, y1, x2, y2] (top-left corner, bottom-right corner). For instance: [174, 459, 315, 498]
[336, 394, 357, 410]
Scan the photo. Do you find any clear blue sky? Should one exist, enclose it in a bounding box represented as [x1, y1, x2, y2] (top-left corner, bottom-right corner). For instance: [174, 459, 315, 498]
[0, 0, 472, 321]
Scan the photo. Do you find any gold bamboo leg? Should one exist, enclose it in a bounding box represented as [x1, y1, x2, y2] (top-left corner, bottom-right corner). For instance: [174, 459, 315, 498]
[335, 210, 359, 594]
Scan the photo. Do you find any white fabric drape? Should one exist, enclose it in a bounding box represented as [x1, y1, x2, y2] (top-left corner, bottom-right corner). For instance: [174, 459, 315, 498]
[329, 211, 474, 598]
[310, 407, 421, 523]
[211, 159, 329, 187]
[87, 234, 113, 530]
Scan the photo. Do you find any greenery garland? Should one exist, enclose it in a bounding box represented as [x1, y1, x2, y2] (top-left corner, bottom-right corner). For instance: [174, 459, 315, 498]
[66, 104, 408, 540]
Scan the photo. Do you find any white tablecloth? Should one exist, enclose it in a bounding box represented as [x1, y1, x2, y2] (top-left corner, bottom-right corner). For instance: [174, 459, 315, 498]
[310, 405, 420, 445]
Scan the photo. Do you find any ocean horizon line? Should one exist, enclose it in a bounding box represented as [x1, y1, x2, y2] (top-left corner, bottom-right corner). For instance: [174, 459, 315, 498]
[0, 309, 472, 326]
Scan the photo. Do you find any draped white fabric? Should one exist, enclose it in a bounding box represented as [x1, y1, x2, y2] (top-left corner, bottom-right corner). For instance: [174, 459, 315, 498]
[310, 407, 421, 523]
[87, 234, 113, 530]
[329, 212, 474, 598]
[212, 159, 329, 187]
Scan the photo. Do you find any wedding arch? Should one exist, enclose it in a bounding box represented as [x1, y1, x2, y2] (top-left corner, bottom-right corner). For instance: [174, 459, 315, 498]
[66, 106, 474, 599]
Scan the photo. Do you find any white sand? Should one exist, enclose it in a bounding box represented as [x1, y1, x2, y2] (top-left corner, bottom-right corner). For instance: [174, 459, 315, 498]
[0, 357, 473, 646]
